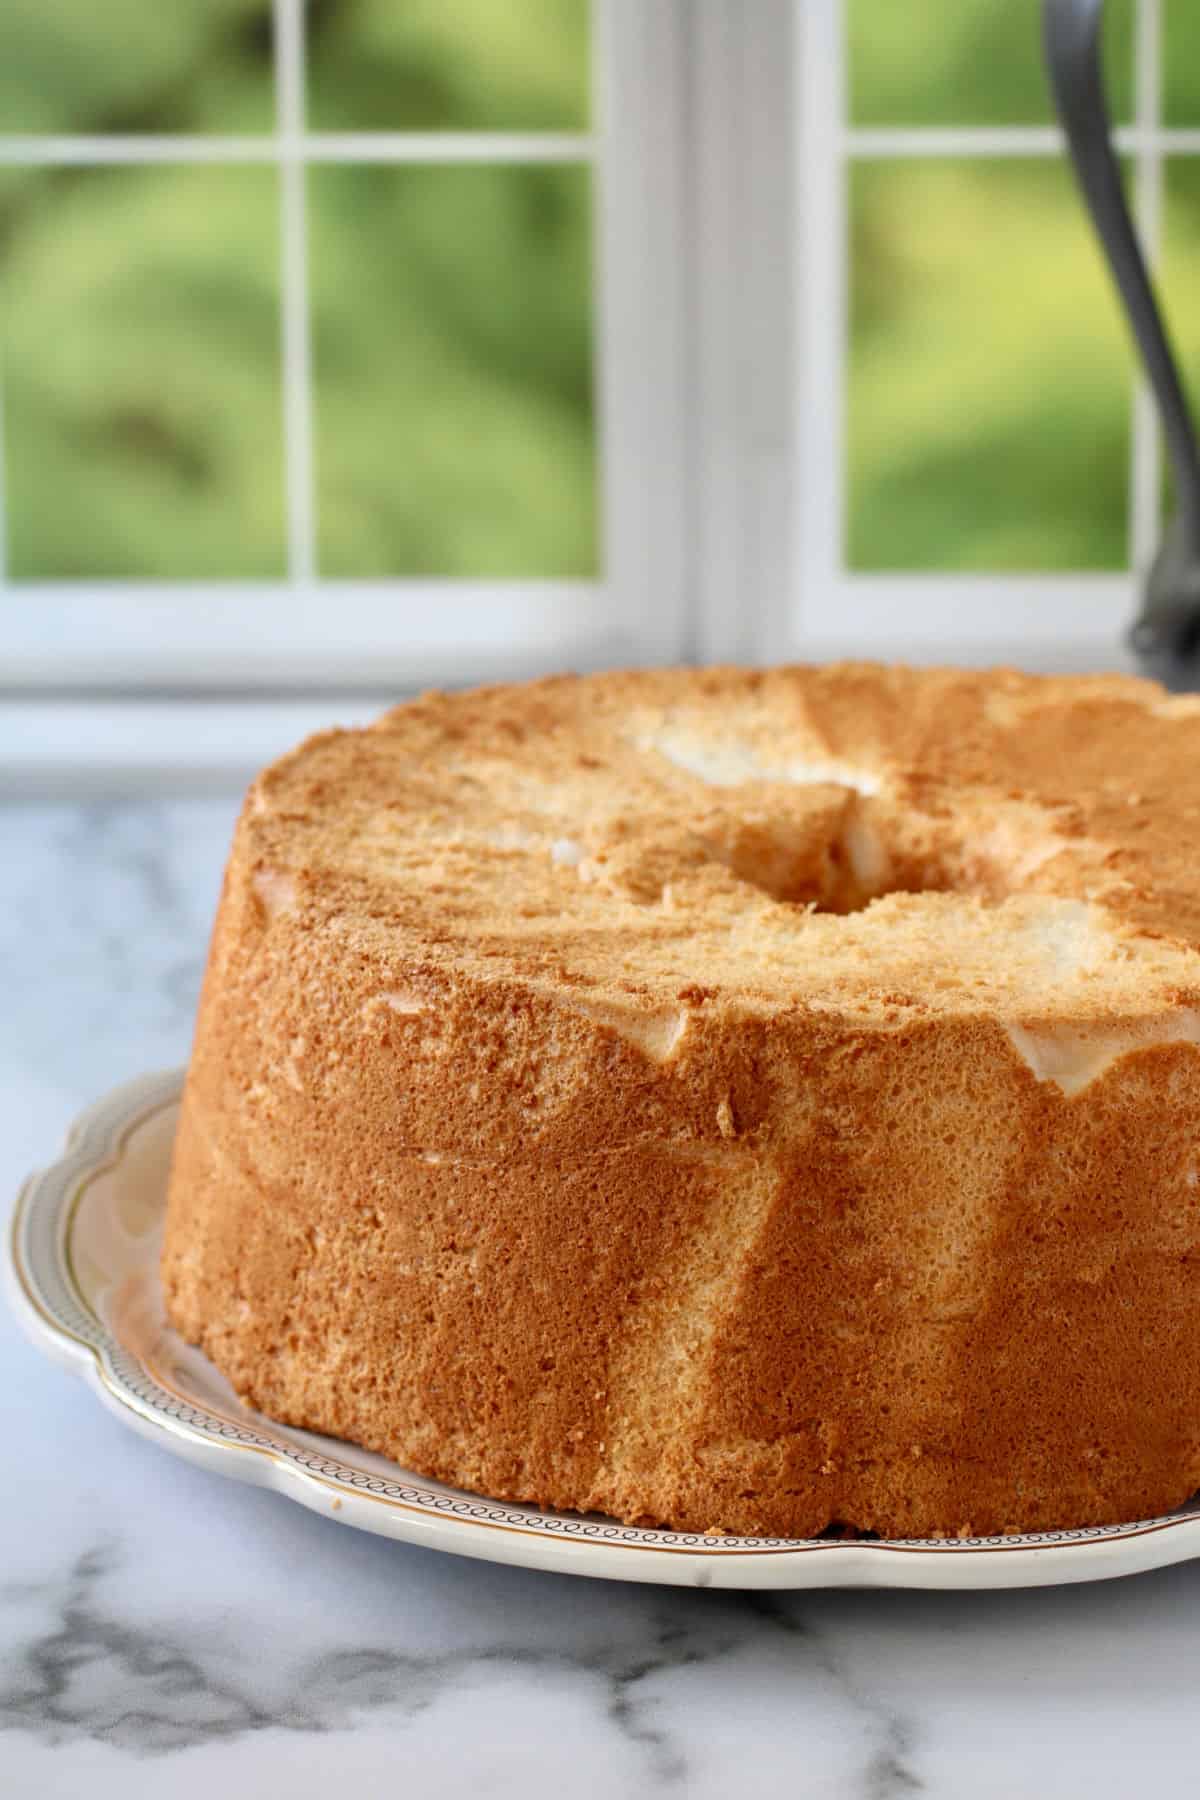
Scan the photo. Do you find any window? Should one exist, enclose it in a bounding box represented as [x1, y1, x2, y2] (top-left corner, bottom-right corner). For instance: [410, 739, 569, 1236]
[4, 0, 1192, 712]
[0, 0, 688, 688]
[794, 0, 1192, 667]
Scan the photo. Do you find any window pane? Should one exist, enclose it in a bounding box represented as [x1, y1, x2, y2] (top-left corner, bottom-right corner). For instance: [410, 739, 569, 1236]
[306, 0, 590, 132]
[1162, 161, 1200, 516]
[2, 166, 286, 578]
[1165, 0, 1200, 125]
[310, 163, 596, 578]
[849, 0, 1134, 127]
[847, 160, 1132, 572]
[0, 0, 274, 134]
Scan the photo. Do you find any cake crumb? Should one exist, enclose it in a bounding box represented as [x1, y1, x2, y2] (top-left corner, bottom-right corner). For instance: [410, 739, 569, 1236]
[331, 1496, 343, 1512]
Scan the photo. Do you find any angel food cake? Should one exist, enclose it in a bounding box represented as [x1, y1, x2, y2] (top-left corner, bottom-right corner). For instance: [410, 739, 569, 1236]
[162, 664, 1200, 1538]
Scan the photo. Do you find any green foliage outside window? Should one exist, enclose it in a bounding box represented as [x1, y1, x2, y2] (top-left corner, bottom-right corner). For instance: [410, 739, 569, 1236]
[2, 1, 1198, 580]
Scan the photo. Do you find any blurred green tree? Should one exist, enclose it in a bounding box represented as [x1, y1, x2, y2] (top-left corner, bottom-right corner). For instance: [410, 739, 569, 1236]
[2, 1, 1198, 580]
[0, 0, 594, 579]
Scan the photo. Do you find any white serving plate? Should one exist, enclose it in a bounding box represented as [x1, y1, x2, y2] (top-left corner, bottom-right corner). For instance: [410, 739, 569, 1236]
[10, 1070, 1200, 1590]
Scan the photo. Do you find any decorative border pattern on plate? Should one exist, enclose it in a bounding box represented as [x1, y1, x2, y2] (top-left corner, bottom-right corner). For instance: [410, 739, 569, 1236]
[11, 1069, 1200, 1560]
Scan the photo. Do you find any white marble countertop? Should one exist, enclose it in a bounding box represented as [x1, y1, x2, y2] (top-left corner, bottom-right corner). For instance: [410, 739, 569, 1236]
[5, 793, 1200, 1798]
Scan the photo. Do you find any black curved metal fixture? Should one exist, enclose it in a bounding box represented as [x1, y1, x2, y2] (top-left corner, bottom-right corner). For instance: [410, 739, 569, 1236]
[1044, 0, 1200, 686]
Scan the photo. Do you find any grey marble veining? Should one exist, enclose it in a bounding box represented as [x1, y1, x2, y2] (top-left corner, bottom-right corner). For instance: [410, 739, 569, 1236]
[4, 796, 1200, 1799]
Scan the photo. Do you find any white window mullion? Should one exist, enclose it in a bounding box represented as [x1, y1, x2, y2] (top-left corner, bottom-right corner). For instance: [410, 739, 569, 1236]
[0, 134, 598, 167]
[742, 0, 799, 668]
[794, 0, 846, 651]
[274, 0, 317, 586]
[690, 0, 795, 667]
[844, 126, 1200, 159]
[846, 125, 1064, 158]
[689, 0, 744, 664]
[13, 125, 1200, 173]
[594, 0, 690, 664]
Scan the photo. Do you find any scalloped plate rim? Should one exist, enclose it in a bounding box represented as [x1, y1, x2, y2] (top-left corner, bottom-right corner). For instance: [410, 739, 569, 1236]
[9, 1069, 1200, 1591]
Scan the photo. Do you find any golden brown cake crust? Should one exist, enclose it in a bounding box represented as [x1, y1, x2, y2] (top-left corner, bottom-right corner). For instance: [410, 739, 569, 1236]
[162, 663, 1200, 1537]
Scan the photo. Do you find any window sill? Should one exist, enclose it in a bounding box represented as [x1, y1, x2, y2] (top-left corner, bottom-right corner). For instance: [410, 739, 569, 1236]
[2, 632, 1146, 800]
[1, 697, 398, 798]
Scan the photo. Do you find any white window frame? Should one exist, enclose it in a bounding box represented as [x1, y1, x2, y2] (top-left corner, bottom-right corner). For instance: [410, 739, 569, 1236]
[0, 0, 690, 691]
[687, 0, 798, 670]
[791, 0, 1186, 671]
[6, 0, 1180, 789]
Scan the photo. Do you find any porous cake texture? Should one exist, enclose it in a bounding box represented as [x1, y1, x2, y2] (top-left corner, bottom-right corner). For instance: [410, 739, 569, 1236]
[162, 664, 1200, 1538]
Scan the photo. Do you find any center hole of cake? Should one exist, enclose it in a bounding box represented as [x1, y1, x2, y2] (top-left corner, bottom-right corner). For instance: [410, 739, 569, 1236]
[712, 795, 906, 914]
[713, 778, 1028, 915]
[718, 797, 1035, 916]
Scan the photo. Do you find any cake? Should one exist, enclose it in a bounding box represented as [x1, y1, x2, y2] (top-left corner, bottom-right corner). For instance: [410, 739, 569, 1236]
[162, 663, 1200, 1539]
